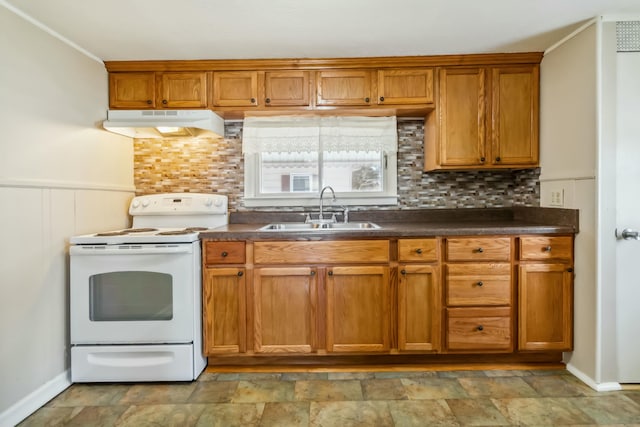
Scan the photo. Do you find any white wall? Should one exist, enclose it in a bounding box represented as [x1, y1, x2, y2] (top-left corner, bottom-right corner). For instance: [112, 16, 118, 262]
[540, 23, 598, 381]
[0, 6, 134, 426]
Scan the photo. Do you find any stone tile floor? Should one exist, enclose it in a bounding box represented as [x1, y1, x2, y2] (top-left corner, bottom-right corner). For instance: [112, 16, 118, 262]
[18, 369, 640, 426]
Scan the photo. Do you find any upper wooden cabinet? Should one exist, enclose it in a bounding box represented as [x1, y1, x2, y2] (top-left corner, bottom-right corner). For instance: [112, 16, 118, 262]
[377, 68, 434, 105]
[316, 70, 373, 107]
[211, 71, 258, 107]
[109, 71, 208, 109]
[264, 71, 310, 107]
[425, 64, 539, 171]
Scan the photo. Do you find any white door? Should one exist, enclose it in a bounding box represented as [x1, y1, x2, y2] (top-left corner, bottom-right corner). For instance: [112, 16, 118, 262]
[615, 50, 640, 383]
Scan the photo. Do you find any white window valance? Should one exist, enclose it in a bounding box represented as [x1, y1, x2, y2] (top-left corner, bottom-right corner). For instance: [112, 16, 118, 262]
[242, 116, 397, 154]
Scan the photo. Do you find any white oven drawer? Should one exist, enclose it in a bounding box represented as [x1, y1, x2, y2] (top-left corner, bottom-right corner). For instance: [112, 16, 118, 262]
[71, 344, 195, 382]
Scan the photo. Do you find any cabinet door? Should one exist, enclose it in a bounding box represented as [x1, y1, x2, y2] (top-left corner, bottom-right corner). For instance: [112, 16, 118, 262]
[490, 65, 539, 166]
[158, 72, 208, 108]
[109, 72, 156, 108]
[316, 70, 373, 106]
[377, 68, 434, 105]
[437, 68, 487, 167]
[326, 266, 390, 352]
[254, 267, 317, 353]
[398, 264, 440, 351]
[518, 263, 573, 351]
[203, 268, 246, 355]
[212, 71, 259, 107]
[264, 71, 310, 107]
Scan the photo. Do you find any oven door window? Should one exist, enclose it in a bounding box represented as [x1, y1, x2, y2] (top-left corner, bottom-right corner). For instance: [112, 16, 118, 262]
[89, 271, 173, 321]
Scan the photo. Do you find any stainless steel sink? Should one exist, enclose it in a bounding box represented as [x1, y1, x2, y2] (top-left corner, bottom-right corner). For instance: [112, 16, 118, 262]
[258, 222, 381, 231]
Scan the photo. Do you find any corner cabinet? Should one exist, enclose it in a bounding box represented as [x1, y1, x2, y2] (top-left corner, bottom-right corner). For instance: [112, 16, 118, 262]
[425, 64, 539, 171]
[109, 71, 208, 109]
[518, 236, 574, 351]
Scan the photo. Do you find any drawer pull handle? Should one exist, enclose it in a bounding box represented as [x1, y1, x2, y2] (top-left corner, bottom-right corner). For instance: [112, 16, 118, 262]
[475, 247, 484, 253]
[221, 251, 228, 257]
[416, 248, 423, 254]
[328, 271, 333, 276]
[476, 281, 484, 287]
[401, 269, 406, 275]
[237, 271, 243, 277]
[477, 325, 484, 331]
[544, 246, 552, 252]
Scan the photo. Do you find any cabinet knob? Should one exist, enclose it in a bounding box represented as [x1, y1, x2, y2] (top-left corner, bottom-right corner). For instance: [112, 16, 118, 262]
[495, 156, 501, 162]
[250, 98, 256, 104]
[146, 99, 152, 105]
[476, 281, 484, 287]
[265, 98, 271, 104]
[480, 157, 486, 162]
[221, 251, 228, 257]
[364, 97, 370, 103]
[401, 269, 406, 275]
[567, 268, 574, 273]
[477, 325, 484, 331]
[162, 99, 168, 105]
[416, 248, 423, 254]
[237, 271, 243, 277]
[475, 247, 484, 253]
[310, 270, 316, 276]
[544, 246, 552, 252]
[379, 96, 385, 102]
[328, 270, 333, 276]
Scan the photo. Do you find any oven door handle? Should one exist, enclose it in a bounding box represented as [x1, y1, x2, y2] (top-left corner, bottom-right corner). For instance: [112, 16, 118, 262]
[70, 245, 194, 255]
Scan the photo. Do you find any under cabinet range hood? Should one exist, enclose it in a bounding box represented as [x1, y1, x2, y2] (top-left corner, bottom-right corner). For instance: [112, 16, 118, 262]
[103, 109, 225, 138]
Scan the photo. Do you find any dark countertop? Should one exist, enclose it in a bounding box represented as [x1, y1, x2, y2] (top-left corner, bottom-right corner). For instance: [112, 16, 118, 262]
[199, 207, 578, 241]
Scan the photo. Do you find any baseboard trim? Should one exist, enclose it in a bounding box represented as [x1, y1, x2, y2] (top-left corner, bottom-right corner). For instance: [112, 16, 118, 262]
[0, 370, 71, 427]
[566, 363, 622, 392]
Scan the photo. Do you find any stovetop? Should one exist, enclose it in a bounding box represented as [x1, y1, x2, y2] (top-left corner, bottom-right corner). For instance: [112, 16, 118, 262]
[70, 227, 209, 245]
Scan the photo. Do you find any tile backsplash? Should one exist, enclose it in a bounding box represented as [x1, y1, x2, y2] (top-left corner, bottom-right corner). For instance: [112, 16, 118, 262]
[134, 119, 540, 212]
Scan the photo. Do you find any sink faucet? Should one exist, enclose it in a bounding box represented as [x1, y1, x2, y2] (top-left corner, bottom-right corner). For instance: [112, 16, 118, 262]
[319, 186, 336, 222]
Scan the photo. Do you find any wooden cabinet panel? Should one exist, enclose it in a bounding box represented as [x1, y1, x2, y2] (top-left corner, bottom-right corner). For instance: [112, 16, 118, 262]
[377, 68, 434, 105]
[109, 72, 156, 108]
[398, 238, 438, 262]
[264, 71, 310, 107]
[203, 267, 246, 354]
[445, 307, 512, 352]
[212, 71, 258, 107]
[326, 266, 390, 352]
[204, 241, 246, 265]
[518, 263, 573, 351]
[519, 236, 573, 261]
[158, 72, 208, 108]
[436, 68, 487, 167]
[316, 70, 373, 106]
[445, 263, 511, 306]
[253, 267, 317, 353]
[446, 237, 511, 262]
[254, 240, 389, 264]
[490, 66, 539, 166]
[398, 264, 440, 351]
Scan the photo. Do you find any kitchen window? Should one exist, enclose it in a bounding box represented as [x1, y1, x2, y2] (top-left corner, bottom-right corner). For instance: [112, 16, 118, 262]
[243, 116, 398, 207]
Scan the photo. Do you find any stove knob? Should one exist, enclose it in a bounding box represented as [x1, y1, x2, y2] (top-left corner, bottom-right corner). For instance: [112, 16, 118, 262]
[131, 200, 140, 209]
[204, 198, 213, 207]
[213, 198, 223, 207]
[141, 199, 150, 208]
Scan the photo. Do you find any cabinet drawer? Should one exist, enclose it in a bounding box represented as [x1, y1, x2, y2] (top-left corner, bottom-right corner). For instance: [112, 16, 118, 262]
[445, 307, 512, 351]
[445, 264, 511, 306]
[205, 241, 246, 264]
[446, 237, 511, 261]
[398, 239, 438, 262]
[519, 236, 573, 261]
[254, 240, 389, 264]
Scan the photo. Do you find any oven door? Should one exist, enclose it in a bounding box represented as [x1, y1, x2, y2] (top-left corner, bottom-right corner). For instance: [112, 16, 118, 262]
[70, 243, 199, 344]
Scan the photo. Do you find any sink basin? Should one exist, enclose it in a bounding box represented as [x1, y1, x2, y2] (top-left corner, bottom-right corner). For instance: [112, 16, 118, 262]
[258, 222, 381, 231]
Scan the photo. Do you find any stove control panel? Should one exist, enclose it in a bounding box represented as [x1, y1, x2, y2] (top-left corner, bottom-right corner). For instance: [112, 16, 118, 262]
[130, 193, 228, 216]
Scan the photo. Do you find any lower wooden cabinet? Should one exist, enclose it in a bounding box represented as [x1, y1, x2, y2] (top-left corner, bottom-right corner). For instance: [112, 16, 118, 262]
[398, 264, 440, 351]
[202, 267, 246, 354]
[518, 263, 573, 351]
[445, 307, 512, 352]
[326, 266, 390, 353]
[253, 267, 317, 353]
